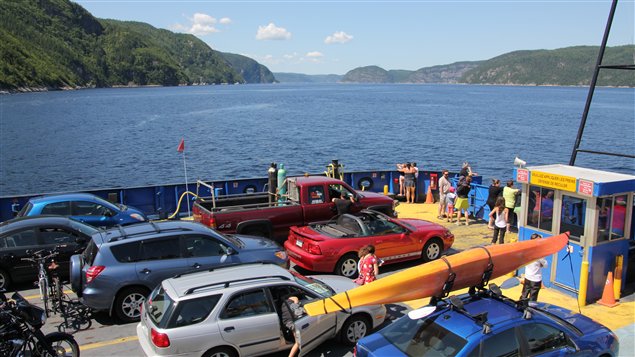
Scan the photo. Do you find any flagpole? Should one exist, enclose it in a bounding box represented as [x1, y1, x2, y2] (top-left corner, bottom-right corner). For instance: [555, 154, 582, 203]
[181, 150, 191, 217]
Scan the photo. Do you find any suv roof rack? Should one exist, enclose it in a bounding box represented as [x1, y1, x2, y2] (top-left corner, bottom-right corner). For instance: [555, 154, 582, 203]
[184, 275, 291, 295]
[107, 222, 191, 242]
[173, 261, 279, 279]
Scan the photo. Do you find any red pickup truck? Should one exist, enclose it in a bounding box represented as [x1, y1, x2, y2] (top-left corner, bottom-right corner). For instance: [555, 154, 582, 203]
[192, 176, 397, 243]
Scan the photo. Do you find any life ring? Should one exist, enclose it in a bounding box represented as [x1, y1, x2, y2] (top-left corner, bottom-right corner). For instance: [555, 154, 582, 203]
[243, 184, 258, 194]
[357, 177, 374, 191]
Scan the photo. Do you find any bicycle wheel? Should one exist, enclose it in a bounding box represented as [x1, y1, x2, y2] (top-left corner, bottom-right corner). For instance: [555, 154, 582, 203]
[44, 332, 80, 357]
[39, 276, 50, 317]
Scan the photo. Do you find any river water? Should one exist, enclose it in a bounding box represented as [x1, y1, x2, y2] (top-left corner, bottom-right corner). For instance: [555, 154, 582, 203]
[0, 83, 633, 196]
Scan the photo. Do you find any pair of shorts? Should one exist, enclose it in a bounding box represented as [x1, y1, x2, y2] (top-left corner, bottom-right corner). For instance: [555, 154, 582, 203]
[405, 179, 415, 188]
[455, 197, 469, 210]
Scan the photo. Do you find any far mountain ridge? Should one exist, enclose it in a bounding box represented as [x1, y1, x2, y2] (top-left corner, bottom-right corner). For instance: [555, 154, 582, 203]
[338, 46, 633, 86]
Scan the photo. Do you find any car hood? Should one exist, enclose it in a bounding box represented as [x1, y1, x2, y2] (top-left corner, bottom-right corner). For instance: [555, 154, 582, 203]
[357, 191, 392, 201]
[356, 333, 401, 357]
[534, 302, 609, 334]
[231, 234, 282, 251]
[399, 218, 444, 230]
[308, 275, 357, 294]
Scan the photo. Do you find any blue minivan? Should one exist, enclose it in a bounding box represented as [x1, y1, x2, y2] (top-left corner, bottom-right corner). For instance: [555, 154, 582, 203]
[17, 193, 146, 228]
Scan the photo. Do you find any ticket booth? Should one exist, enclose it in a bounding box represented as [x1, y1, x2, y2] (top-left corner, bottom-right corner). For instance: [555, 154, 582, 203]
[515, 164, 635, 304]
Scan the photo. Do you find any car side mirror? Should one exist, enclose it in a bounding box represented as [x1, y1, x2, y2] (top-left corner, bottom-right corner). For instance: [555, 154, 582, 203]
[225, 247, 236, 256]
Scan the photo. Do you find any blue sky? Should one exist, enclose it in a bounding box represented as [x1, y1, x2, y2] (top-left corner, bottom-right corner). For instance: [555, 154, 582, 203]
[74, 0, 634, 75]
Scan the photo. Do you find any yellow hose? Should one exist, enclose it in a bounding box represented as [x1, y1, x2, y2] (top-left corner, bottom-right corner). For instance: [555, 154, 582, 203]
[168, 191, 199, 219]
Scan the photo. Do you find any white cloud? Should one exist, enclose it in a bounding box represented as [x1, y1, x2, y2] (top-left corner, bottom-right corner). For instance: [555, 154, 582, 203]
[256, 23, 292, 40]
[171, 13, 231, 36]
[325, 31, 353, 44]
[305, 51, 324, 63]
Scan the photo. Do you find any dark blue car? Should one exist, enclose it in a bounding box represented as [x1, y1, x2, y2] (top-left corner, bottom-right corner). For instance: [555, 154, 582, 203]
[355, 290, 619, 357]
[17, 193, 147, 228]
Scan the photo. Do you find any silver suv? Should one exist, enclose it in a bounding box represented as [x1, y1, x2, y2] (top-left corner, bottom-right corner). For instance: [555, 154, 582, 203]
[70, 221, 288, 323]
[136, 262, 386, 357]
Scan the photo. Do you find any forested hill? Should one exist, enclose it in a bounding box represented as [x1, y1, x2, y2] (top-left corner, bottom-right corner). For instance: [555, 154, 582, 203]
[341, 46, 634, 86]
[0, 0, 274, 92]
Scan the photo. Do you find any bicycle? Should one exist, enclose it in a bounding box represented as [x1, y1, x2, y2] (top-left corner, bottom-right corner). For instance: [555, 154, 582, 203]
[46, 262, 93, 333]
[21, 249, 59, 318]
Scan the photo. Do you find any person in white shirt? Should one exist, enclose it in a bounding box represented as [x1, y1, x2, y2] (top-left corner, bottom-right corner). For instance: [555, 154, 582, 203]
[520, 234, 548, 301]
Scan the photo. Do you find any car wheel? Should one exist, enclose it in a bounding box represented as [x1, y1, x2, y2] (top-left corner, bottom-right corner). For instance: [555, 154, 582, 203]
[114, 286, 149, 323]
[422, 238, 443, 262]
[203, 346, 237, 357]
[335, 253, 358, 278]
[0, 269, 11, 290]
[339, 314, 371, 346]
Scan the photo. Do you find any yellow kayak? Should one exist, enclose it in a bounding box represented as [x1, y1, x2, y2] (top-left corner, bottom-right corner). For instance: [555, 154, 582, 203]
[304, 232, 569, 316]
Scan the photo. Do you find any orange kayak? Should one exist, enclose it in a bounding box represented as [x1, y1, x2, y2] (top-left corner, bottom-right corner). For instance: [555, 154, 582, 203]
[304, 232, 569, 316]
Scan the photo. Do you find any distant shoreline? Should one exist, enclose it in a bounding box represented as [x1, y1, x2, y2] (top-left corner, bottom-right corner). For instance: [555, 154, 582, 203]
[2, 82, 633, 95]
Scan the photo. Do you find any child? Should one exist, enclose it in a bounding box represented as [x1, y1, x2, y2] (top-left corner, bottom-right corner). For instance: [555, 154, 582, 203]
[489, 197, 509, 244]
[520, 234, 547, 301]
[446, 187, 456, 222]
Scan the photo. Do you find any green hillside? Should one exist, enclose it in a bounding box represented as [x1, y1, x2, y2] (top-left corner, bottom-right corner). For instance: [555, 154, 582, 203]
[220, 52, 276, 84]
[341, 46, 633, 86]
[0, 0, 275, 91]
[461, 45, 634, 86]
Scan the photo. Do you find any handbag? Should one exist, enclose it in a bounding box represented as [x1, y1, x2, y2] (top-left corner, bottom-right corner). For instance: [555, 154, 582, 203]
[354, 274, 365, 285]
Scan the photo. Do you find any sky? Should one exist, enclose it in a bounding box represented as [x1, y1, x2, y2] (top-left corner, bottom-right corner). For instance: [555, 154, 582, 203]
[74, 0, 634, 75]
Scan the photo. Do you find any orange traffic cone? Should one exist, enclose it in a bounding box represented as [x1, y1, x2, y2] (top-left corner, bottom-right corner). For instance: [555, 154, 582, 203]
[425, 186, 434, 204]
[597, 271, 619, 307]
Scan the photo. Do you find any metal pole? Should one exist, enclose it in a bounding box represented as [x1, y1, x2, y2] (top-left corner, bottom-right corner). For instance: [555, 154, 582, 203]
[182, 151, 191, 217]
[569, 0, 619, 166]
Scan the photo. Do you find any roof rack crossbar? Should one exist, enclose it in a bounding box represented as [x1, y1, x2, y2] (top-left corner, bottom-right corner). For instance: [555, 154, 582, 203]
[110, 225, 127, 242]
[173, 261, 279, 279]
[149, 221, 161, 233]
[184, 275, 290, 295]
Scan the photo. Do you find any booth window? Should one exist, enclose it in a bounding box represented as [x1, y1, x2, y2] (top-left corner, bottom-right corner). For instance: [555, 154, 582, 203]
[559, 195, 586, 242]
[527, 186, 554, 232]
[597, 195, 627, 242]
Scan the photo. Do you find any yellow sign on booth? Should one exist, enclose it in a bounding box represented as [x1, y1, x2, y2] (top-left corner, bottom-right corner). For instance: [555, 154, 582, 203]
[530, 171, 577, 192]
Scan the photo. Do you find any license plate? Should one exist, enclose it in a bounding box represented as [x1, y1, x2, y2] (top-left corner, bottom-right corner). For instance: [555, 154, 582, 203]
[296, 239, 303, 247]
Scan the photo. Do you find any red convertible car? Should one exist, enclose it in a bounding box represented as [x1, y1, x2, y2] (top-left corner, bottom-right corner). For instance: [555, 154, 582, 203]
[285, 210, 454, 278]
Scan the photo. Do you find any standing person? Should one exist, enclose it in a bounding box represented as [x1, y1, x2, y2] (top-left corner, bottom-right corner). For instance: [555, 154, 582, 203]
[520, 234, 548, 301]
[397, 163, 406, 197]
[455, 175, 472, 225]
[398, 163, 417, 204]
[437, 170, 451, 219]
[486, 179, 504, 228]
[332, 191, 355, 216]
[357, 245, 379, 285]
[503, 180, 521, 228]
[489, 197, 509, 244]
[11, 198, 20, 217]
[280, 295, 306, 357]
[446, 187, 456, 223]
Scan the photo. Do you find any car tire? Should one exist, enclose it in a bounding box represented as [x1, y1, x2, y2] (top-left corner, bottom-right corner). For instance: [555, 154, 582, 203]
[338, 314, 371, 346]
[203, 346, 237, 357]
[0, 269, 11, 290]
[114, 286, 149, 323]
[422, 238, 443, 262]
[335, 253, 359, 278]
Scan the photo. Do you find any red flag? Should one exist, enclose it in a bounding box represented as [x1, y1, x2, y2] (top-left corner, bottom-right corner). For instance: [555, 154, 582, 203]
[177, 138, 185, 153]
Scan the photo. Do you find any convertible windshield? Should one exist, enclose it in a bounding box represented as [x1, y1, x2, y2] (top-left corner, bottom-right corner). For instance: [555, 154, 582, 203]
[290, 271, 334, 298]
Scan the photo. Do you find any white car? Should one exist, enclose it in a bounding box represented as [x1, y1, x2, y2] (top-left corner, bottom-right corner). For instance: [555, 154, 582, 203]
[137, 262, 386, 357]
